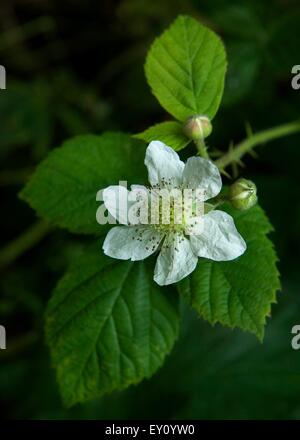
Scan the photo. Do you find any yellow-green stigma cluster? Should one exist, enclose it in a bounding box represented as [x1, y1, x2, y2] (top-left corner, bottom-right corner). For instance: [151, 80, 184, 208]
[149, 180, 200, 236]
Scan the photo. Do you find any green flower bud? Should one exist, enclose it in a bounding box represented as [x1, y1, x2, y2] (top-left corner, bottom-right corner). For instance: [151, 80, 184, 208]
[229, 178, 257, 211]
[183, 115, 212, 141]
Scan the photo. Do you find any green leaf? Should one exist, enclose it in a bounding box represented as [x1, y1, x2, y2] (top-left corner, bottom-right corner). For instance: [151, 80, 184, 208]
[134, 121, 190, 151]
[178, 205, 280, 340]
[145, 15, 227, 121]
[20, 132, 147, 235]
[46, 243, 180, 407]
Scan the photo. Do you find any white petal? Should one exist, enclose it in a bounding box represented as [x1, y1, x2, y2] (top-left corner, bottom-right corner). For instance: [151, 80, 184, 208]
[182, 157, 222, 200]
[130, 184, 148, 192]
[128, 185, 150, 225]
[103, 226, 163, 261]
[154, 233, 198, 286]
[184, 215, 204, 236]
[103, 185, 130, 225]
[145, 141, 184, 187]
[103, 185, 150, 225]
[190, 210, 246, 261]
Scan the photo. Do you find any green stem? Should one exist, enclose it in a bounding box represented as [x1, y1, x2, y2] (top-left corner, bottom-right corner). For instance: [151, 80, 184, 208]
[194, 139, 209, 159]
[215, 121, 300, 169]
[0, 220, 52, 270]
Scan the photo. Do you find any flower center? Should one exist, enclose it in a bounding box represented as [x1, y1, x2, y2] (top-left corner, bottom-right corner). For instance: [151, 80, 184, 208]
[132, 183, 205, 236]
[149, 187, 201, 234]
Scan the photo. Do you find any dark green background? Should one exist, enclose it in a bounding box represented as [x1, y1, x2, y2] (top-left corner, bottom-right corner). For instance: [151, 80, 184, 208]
[1, 0, 300, 419]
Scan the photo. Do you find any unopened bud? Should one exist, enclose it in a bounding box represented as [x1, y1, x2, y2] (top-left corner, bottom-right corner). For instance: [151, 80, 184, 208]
[183, 115, 212, 141]
[229, 178, 257, 211]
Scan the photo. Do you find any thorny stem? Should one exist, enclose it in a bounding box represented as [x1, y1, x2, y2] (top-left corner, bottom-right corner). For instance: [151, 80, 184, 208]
[0, 220, 52, 270]
[1, 122, 298, 270]
[194, 138, 209, 159]
[215, 121, 300, 170]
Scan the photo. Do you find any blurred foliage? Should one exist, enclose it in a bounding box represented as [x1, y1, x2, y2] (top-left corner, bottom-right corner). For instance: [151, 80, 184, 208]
[0, 0, 300, 419]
